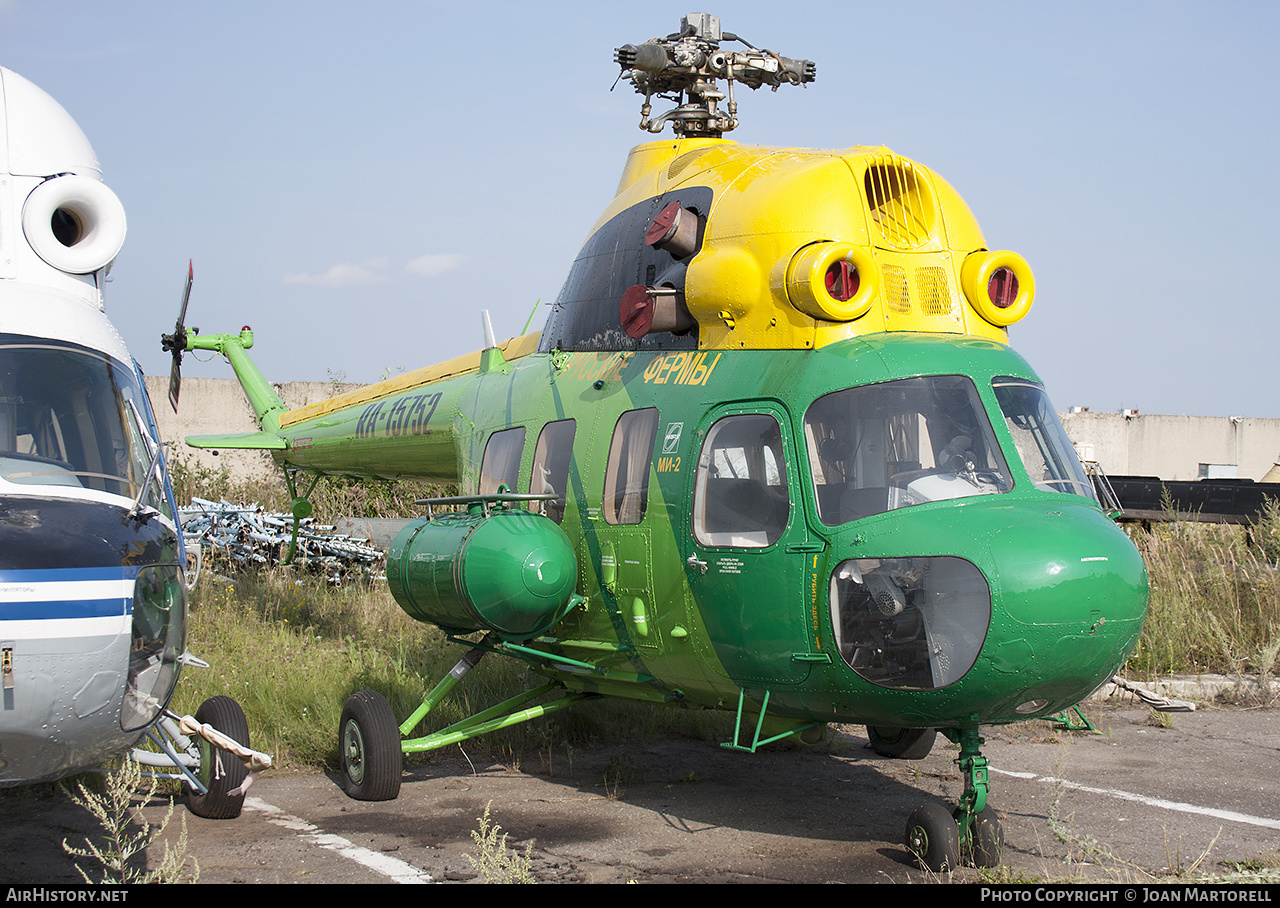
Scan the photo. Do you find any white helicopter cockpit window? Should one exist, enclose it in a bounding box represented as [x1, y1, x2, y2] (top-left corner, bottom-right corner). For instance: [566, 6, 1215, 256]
[530, 419, 576, 523]
[479, 426, 526, 495]
[0, 338, 158, 504]
[693, 413, 790, 547]
[992, 379, 1095, 499]
[804, 376, 1013, 525]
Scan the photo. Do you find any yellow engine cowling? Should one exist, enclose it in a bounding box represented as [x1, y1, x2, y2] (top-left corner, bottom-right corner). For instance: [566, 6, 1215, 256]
[606, 138, 1034, 351]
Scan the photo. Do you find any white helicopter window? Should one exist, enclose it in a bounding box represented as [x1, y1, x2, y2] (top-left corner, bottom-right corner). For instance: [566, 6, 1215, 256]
[693, 413, 790, 547]
[530, 419, 576, 523]
[830, 556, 990, 690]
[992, 379, 1095, 499]
[804, 376, 1012, 526]
[479, 427, 526, 494]
[0, 338, 155, 500]
[603, 408, 658, 525]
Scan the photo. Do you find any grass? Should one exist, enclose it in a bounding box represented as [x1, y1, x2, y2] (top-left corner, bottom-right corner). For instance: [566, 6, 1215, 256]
[1124, 496, 1280, 701]
[468, 801, 535, 884]
[60, 760, 198, 884]
[172, 569, 438, 767]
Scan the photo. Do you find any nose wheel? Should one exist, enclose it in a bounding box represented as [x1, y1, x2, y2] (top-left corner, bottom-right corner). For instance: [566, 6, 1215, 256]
[905, 727, 1002, 871]
[905, 803, 959, 871]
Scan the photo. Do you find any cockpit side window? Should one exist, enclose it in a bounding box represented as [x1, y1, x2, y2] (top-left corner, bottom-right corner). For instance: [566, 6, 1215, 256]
[692, 413, 790, 548]
[804, 375, 1012, 526]
[992, 378, 1095, 499]
[0, 339, 154, 499]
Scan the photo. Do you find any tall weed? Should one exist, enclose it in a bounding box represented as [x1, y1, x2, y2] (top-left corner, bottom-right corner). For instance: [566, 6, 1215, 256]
[1126, 497, 1280, 685]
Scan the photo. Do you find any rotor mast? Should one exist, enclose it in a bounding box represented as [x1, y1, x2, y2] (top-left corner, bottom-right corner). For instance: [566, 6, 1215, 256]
[615, 12, 815, 138]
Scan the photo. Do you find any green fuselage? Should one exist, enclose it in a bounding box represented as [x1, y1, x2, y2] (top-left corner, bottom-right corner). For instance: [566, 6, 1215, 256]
[268, 330, 1148, 731]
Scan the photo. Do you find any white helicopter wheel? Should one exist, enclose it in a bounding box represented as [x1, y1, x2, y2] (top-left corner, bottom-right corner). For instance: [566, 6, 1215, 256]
[338, 690, 402, 801]
[188, 695, 250, 819]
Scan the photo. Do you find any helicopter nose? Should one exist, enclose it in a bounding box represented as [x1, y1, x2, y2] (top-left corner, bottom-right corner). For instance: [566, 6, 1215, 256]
[984, 505, 1149, 715]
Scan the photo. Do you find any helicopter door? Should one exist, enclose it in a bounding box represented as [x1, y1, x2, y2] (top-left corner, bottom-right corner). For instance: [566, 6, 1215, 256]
[684, 407, 816, 685]
[595, 408, 661, 654]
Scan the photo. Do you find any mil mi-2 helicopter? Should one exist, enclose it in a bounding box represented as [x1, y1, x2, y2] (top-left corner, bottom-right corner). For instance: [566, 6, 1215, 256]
[167, 14, 1149, 870]
[0, 66, 265, 819]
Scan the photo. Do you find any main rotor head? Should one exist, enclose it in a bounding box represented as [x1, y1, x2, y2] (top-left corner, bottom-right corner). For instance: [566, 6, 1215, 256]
[615, 12, 815, 138]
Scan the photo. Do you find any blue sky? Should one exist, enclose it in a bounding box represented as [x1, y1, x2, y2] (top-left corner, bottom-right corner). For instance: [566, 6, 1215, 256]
[3, 1, 1278, 417]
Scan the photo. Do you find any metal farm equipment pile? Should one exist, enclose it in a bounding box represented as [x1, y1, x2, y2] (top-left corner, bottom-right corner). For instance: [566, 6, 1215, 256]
[179, 498, 386, 583]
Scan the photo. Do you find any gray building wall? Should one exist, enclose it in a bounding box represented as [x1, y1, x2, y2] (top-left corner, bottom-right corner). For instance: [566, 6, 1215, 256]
[1061, 412, 1280, 481]
[147, 377, 1280, 485]
[145, 375, 360, 483]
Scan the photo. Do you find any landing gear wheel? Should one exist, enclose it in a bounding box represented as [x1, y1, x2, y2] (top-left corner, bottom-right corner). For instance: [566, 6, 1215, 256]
[188, 695, 249, 819]
[905, 803, 959, 872]
[957, 806, 1004, 868]
[867, 726, 936, 759]
[339, 690, 402, 801]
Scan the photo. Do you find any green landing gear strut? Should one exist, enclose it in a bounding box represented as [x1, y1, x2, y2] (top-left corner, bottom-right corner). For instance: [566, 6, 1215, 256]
[904, 727, 1003, 872]
[338, 639, 591, 802]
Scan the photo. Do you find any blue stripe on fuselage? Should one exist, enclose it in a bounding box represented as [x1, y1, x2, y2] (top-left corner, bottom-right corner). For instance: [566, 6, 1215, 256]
[0, 566, 134, 620]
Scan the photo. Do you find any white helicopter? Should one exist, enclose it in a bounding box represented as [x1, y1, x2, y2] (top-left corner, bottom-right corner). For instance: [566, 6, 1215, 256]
[0, 66, 265, 818]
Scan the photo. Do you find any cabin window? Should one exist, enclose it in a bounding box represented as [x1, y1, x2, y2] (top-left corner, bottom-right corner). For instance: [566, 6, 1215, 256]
[804, 376, 1012, 525]
[479, 426, 526, 494]
[692, 413, 790, 547]
[603, 408, 658, 525]
[992, 379, 1095, 499]
[530, 419, 576, 523]
[830, 556, 990, 690]
[0, 337, 158, 503]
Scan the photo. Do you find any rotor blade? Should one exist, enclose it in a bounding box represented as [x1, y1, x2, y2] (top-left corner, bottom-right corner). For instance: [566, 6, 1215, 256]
[166, 260, 193, 412]
[175, 259, 193, 333]
[168, 351, 182, 412]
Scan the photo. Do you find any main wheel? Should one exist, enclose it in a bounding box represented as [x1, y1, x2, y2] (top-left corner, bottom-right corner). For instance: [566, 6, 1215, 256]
[867, 726, 936, 759]
[188, 695, 250, 819]
[958, 806, 1004, 868]
[905, 803, 959, 872]
[339, 690, 402, 801]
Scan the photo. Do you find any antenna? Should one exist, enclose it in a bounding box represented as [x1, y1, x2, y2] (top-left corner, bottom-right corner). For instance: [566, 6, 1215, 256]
[482, 310, 497, 349]
[614, 13, 815, 138]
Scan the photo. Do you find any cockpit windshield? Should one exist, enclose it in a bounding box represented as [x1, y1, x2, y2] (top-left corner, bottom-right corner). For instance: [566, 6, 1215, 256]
[0, 336, 161, 508]
[804, 375, 1013, 525]
[992, 378, 1095, 499]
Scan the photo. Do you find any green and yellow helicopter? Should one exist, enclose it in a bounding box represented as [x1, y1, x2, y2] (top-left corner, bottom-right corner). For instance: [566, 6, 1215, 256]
[163, 13, 1149, 872]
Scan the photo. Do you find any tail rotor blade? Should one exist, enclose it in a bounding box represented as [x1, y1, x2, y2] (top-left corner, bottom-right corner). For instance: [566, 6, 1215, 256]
[175, 259, 193, 332]
[168, 349, 183, 412]
[162, 260, 194, 412]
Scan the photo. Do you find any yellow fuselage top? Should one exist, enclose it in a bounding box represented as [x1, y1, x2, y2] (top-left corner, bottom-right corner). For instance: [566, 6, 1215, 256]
[599, 137, 1033, 352]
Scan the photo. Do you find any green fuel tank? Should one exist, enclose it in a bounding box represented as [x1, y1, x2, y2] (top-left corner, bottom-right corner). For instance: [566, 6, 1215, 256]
[386, 503, 580, 641]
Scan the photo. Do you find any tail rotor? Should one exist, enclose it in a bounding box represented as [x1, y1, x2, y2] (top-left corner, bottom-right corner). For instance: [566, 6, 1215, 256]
[160, 260, 195, 412]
